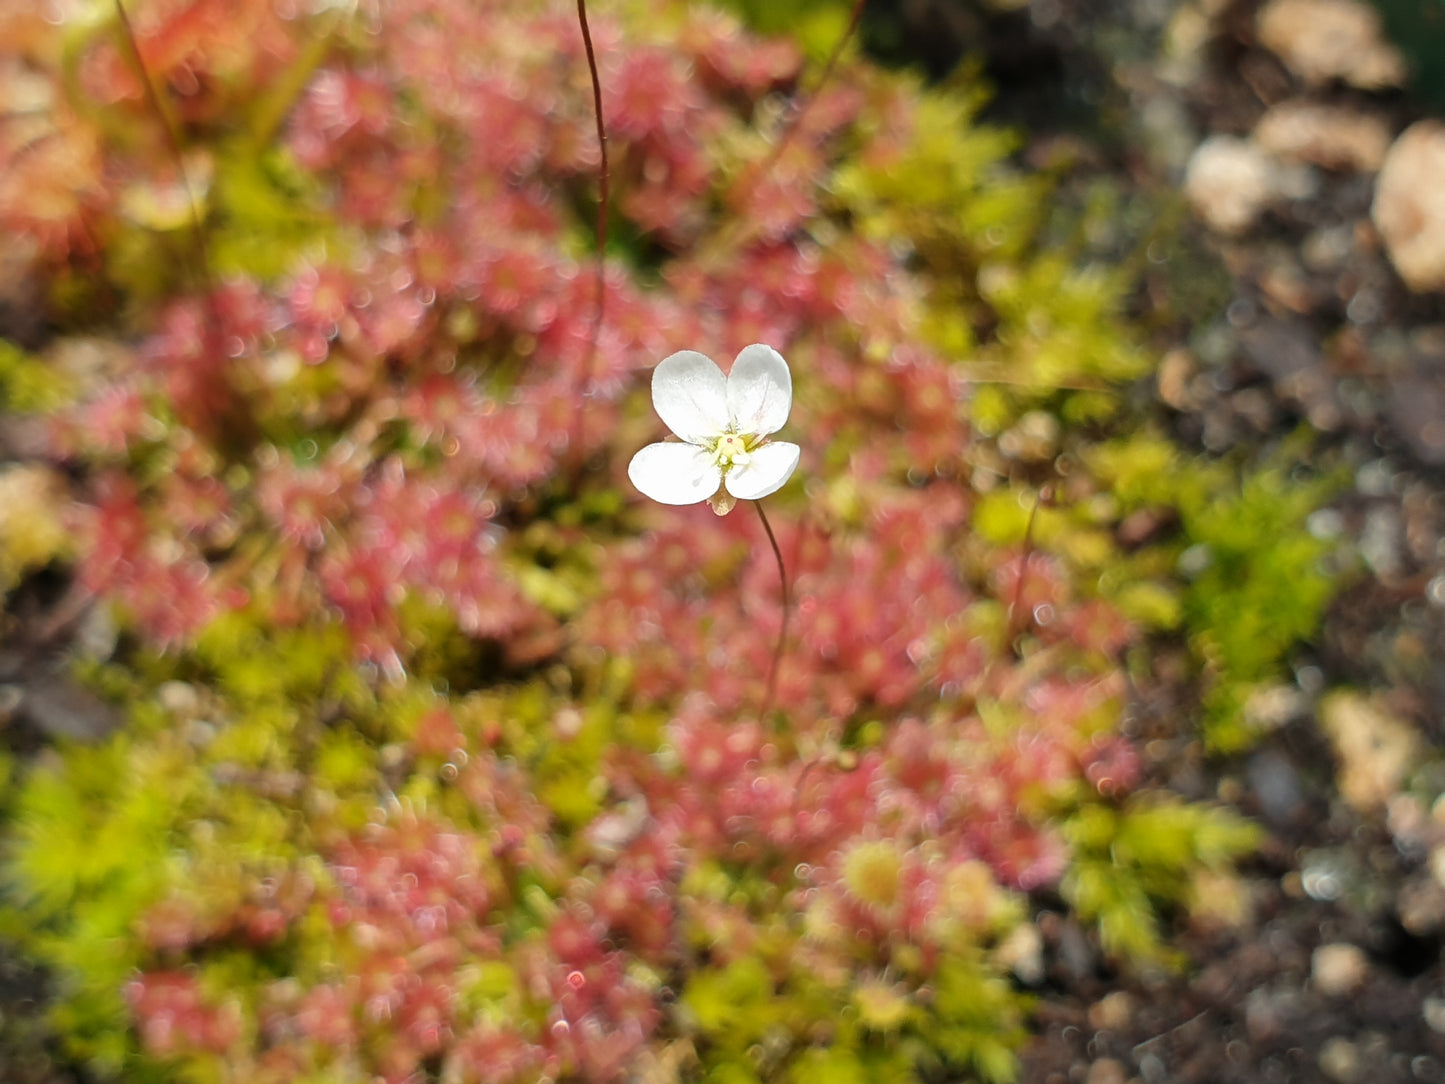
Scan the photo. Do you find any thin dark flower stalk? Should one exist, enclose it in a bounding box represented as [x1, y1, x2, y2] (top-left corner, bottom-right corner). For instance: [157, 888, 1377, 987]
[112, 0, 210, 288]
[113, 0, 261, 450]
[754, 498, 791, 721]
[572, 0, 610, 459]
[1006, 485, 1052, 654]
[725, 0, 866, 228]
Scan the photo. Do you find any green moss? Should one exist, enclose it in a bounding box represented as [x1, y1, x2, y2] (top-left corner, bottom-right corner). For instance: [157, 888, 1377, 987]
[928, 953, 1030, 1083]
[1063, 799, 1261, 964]
[0, 340, 76, 413]
[207, 144, 341, 282]
[1091, 434, 1345, 751]
[714, 0, 856, 59]
[6, 736, 190, 1070]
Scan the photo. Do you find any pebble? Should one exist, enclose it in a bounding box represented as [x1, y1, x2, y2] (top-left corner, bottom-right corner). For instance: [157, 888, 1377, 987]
[1156, 348, 1196, 410]
[1358, 504, 1403, 580]
[158, 680, 201, 716]
[1184, 136, 1283, 234]
[1246, 747, 1307, 826]
[995, 922, 1045, 985]
[1089, 990, 1136, 1032]
[1397, 876, 1445, 936]
[1253, 101, 1391, 173]
[1256, 0, 1406, 89]
[1085, 1058, 1130, 1084]
[998, 410, 1060, 462]
[1301, 224, 1356, 272]
[1425, 997, 1445, 1035]
[1246, 984, 1301, 1041]
[1373, 122, 1445, 293]
[1318, 1036, 1363, 1084]
[1317, 691, 1420, 813]
[1311, 942, 1369, 996]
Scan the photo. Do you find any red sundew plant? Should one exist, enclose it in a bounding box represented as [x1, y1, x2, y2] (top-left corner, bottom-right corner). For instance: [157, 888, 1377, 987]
[0, 0, 1278, 1081]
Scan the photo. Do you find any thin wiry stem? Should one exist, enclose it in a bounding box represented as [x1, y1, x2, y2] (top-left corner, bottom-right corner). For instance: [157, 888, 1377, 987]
[1006, 485, 1052, 654]
[572, 0, 609, 458]
[754, 499, 791, 721]
[112, 0, 210, 289]
[113, 0, 261, 449]
[728, 0, 866, 222]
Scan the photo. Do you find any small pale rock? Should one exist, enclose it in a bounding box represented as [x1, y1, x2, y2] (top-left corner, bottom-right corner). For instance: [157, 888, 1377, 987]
[1312, 942, 1369, 995]
[1358, 504, 1403, 579]
[1373, 122, 1445, 293]
[998, 410, 1059, 461]
[1318, 1036, 1363, 1084]
[1141, 95, 1200, 173]
[158, 681, 201, 716]
[1318, 691, 1420, 812]
[1162, 5, 1212, 86]
[1257, 0, 1406, 89]
[1245, 684, 1307, 730]
[1398, 876, 1445, 936]
[1302, 224, 1355, 272]
[1184, 136, 1281, 234]
[1247, 748, 1306, 827]
[1247, 984, 1303, 1041]
[1085, 1058, 1129, 1084]
[1386, 793, 1428, 849]
[1190, 869, 1255, 930]
[1259, 259, 1316, 314]
[1425, 997, 1445, 1035]
[995, 922, 1045, 985]
[1157, 348, 1196, 410]
[1254, 101, 1391, 172]
[1088, 990, 1135, 1032]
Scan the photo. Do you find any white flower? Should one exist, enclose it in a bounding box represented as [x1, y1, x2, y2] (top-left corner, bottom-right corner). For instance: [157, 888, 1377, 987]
[628, 344, 800, 515]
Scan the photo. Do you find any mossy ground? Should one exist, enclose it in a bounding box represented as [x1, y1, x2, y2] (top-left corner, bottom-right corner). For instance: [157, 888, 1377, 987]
[1, 1, 1442, 1082]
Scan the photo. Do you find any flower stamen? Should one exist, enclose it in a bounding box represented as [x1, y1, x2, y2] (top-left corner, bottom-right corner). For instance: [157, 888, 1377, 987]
[711, 431, 753, 469]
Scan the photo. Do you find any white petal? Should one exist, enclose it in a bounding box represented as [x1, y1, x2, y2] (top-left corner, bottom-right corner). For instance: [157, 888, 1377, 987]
[651, 350, 729, 444]
[724, 441, 799, 501]
[726, 344, 792, 436]
[628, 442, 722, 505]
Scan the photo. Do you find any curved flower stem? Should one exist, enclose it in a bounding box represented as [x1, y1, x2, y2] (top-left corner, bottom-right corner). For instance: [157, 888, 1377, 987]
[754, 498, 791, 721]
[112, 0, 209, 290]
[113, 0, 262, 450]
[572, 0, 610, 459]
[730, 0, 866, 215]
[1005, 484, 1052, 656]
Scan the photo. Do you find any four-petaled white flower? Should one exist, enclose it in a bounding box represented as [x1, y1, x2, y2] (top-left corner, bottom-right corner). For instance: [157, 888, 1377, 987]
[628, 344, 800, 516]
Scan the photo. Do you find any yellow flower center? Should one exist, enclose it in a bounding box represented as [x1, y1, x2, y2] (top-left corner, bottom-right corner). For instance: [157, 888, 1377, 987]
[710, 431, 756, 469]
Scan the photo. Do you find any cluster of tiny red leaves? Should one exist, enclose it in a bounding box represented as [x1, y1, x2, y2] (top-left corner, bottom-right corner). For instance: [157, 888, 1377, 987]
[0, 0, 297, 262]
[7, 0, 1153, 1078]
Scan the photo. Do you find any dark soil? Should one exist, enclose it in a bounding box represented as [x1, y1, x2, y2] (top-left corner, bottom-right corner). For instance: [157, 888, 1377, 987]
[887, 0, 1445, 1081]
